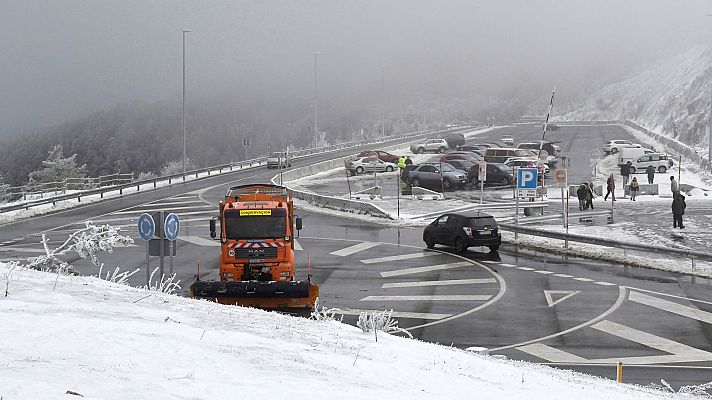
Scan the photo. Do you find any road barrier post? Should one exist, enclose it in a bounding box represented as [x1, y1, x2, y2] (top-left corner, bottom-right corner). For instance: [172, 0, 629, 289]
[616, 362, 623, 383]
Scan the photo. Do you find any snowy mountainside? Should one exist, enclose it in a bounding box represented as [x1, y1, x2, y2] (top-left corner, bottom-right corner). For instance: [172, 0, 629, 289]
[563, 45, 712, 153]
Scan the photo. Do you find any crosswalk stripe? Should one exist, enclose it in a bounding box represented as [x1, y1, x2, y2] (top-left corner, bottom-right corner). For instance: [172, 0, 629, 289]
[337, 309, 451, 320]
[113, 205, 213, 215]
[382, 278, 496, 288]
[179, 236, 220, 247]
[360, 252, 440, 264]
[380, 261, 472, 277]
[360, 295, 491, 302]
[629, 291, 712, 325]
[330, 242, 380, 257]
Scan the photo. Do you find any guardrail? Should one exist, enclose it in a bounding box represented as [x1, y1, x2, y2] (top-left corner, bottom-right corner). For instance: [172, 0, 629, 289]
[501, 223, 712, 262]
[0, 125, 473, 215]
[2, 173, 135, 201]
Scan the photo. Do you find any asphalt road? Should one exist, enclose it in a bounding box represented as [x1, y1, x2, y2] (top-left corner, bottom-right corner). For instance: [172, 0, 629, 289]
[2, 126, 712, 390]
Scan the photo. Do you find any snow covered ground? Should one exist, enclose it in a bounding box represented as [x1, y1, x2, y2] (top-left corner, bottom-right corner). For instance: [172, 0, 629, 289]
[0, 262, 692, 399]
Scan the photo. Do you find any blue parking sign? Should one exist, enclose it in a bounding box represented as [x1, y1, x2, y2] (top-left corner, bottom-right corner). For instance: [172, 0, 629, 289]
[516, 168, 538, 189]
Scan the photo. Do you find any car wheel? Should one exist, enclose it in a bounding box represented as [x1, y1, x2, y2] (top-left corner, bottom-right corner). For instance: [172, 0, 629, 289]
[489, 245, 500, 251]
[355, 166, 364, 174]
[385, 166, 394, 172]
[454, 237, 467, 253]
[417, 148, 425, 154]
[424, 233, 435, 249]
[628, 166, 636, 174]
[658, 166, 667, 173]
[438, 147, 446, 153]
[442, 178, 453, 191]
[611, 148, 619, 154]
[411, 178, 420, 187]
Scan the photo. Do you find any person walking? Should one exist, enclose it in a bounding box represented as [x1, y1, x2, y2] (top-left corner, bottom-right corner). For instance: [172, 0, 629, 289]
[672, 193, 686, 228]
[397, 155, 407, 170]
[405, 156, 413, 166]
[646, 165, 655, 184]
[620, 161, 632, 198]
[630, 177, 639, 201]
[585, 181, 595, 210]
[670, 176, 680, 199]
[577, 183, 587, 211]
[604, 173, 616, 201]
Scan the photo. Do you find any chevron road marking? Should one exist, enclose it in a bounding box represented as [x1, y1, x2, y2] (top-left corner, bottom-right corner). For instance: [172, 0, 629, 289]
[330, 242, 380, 257]
[360, 252, 440, 264]
[382, 278, 497, 288]
[380, 261, 473, 278]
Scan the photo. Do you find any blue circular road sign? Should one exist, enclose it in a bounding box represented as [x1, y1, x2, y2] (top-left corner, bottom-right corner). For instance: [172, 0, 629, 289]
[137, 213, 155, 241]
[164, 213, 181, 241]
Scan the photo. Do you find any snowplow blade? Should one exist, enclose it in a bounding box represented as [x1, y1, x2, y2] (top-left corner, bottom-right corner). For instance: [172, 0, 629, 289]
[190, 280, 319, 310]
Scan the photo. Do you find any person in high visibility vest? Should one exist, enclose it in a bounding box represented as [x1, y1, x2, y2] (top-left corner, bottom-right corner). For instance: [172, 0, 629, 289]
[397, 156, 407, 169]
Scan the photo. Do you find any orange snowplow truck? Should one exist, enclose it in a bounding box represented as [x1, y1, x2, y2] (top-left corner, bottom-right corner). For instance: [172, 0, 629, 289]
[189, 184, 318, 310]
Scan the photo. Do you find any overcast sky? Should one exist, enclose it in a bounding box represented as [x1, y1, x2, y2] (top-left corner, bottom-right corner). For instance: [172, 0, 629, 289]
[0, 0, 709, 136]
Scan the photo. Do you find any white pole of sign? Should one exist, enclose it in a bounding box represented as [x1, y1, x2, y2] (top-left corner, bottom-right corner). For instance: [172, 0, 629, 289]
[146, 242, 150, 285]
[159, 211, 165, 278]
[515, 191, 519, 241]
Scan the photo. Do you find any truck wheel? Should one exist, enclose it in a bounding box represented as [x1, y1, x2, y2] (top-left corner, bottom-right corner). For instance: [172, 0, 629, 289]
[356, 166, 364, 174]
[658, 166, 667, 173]
[454, 237, 467, 253]
[385, 166, 394, 172]
[438, 147, 446, 153]
[628, 166, 636, 174]
[424, 233, 435, 249]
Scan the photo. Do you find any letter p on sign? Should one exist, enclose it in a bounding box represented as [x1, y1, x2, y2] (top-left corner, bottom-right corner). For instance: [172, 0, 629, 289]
[516, 168, 538, 189]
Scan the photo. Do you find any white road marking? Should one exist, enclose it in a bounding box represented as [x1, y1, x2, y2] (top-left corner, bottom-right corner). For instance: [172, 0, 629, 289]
[360, 252, 440, 264]
[516, 343, 588, 363]
[629, 291, 712, 325]
[112, 205, 213, 215]
[145, 200, 204, 206]
[0, 247, 45, 253]
[533, 270, 554, 275]
[382, 278, 496, 288]
[361, 295, 491, 302]
[330, 242, 380, 257]
[591, 320, 712, 364]
[500, 263, 517, 267]
[594, 281, 616, 286]
[380, 261, 472, 278]
[338, 309, 451, 320]
[179, 236, 220, 247]
[573, 277, 593, 282]
[167, 195, 198, 200]
[294, 239, 302, 251]
[481, 260, 499, 264]
[543, 290, 580, 307]
[553, 274, 573, 278]
[91, 210, 215, 224]
[517, 267, 534, 271]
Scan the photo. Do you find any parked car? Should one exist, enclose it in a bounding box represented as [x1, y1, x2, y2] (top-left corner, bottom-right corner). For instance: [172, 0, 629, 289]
[483, 147, 532, 164]
[504, 158, 550, 174]
[441, 159, 477, 173]
[266, 151, 292, 168]
[603, 139, 638, 154]
[410, 138, 450, 154]
[501, 135, 515, 146]
[345, 157, 396, 175]
[440, 152, 483, 163]
[467, 163, 514, 186]
[629, 153, 674, 174]
[518, 149, 557, 166]
[408, 163, 467, 191]
[458, 144, 489, 152]
[517, 141, 560, 157]
[444, 132, 466, 149]
[356, 150, 400, 163]
[400, 164, 419, 182]
[423, 212, 501, 253]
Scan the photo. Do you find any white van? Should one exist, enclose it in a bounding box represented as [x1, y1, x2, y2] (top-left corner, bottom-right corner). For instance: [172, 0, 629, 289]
[617, 146, 654, 166]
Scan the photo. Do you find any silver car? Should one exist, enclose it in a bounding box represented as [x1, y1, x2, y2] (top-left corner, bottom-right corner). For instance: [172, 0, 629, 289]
[345, 157, 396, 175]
[410, 139, 449, 154]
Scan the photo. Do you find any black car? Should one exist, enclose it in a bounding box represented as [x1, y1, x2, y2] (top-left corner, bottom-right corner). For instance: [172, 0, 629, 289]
[444, 132, 466, 149]
[423, 212, 501, 253]
[467, 163, 514, 186]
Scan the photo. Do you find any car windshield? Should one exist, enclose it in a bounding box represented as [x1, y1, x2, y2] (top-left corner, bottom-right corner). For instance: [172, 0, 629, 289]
[467, 217, 497, 228]
[224, 209, 287, 239]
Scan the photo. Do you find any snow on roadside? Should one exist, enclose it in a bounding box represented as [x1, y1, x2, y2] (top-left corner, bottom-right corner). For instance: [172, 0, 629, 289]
[0, 263, 685, 399]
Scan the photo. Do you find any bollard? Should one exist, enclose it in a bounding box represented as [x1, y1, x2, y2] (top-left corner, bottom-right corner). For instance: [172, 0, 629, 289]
[616, 362, 623, 383]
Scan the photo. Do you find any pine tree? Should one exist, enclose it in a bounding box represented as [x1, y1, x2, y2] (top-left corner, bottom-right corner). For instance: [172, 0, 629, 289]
[27, 144, 87, 187]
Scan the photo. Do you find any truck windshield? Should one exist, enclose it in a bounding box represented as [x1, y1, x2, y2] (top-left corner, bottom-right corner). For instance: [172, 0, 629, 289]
[224, 209, 287, 239]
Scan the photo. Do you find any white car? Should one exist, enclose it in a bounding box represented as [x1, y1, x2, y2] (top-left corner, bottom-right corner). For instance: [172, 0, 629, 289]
[266, 152, 292, 168]
[603, 139, 638, 154]
[345, 157, 396, 175]
[410, 138, 449, 154]
[629, 153, 674, 174]
[501, 135, 514, 145]
[503, 157, 550, 174]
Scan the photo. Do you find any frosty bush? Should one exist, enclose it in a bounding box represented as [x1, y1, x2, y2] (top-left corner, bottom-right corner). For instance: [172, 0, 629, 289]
[160, 159, 198, 176]
[136, 171, 157, 181]
[98, 264, 140, 285]
[310, 297, 344, 322]
[144, 267, 181, 294]
[27, 144, 87, 188]
[649, 379, 712, 397]
[356, 309, 412, 339]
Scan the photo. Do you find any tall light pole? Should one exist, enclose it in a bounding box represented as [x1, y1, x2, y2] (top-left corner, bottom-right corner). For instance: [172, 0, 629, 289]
[182, 29, 192, 175]
[381, 66, 385, 139]
[313, 52, 321, 149]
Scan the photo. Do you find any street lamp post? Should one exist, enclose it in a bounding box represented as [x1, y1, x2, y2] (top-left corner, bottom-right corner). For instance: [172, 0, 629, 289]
[182, 29, 192, 176]
[313, 52, 321, 149]
[381, 66, 385, 139]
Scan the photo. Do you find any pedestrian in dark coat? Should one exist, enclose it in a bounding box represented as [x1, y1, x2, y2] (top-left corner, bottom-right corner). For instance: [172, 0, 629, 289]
[576, 184, 587, 211]
[585, 181, 595, 210]
[630, 177, 639, 201]
[620, 161, 632, 197]
[672, 194, 686, 228]
[645, 165, 655, 184]
[604, 174, 615, 201]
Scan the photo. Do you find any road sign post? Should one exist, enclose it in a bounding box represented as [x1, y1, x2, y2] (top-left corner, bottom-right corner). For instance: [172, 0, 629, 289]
[477, 161, 487, 205]
[554, 169, 567, 229]
[137, 213, 155, 285]
[164, 213, 181, 275]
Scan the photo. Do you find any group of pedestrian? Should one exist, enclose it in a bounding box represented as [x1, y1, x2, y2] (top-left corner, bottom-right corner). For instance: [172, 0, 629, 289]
[576, 181, 596, 211]
[397, 155, 413, 182]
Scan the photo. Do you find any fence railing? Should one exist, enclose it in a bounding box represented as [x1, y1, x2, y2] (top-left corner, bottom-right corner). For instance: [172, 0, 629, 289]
[0, 125, 473, 215]
[1, 173, 135, 201]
